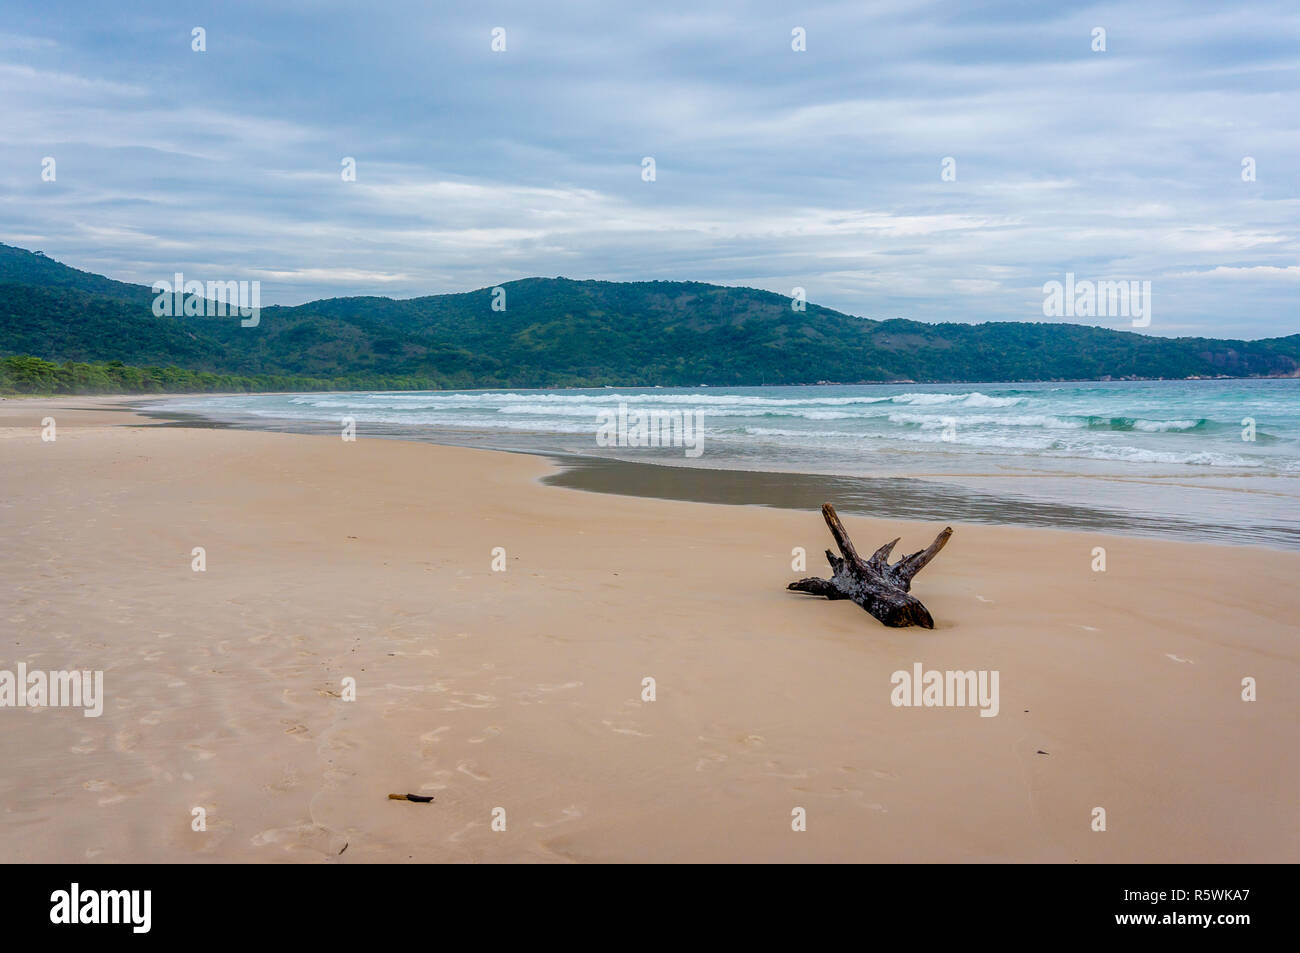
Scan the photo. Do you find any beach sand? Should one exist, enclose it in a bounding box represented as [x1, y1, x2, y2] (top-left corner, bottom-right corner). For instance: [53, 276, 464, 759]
[1, 397, 1295, 863]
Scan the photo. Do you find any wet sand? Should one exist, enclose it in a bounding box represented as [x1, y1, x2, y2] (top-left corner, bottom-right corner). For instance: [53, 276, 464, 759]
[137, 400, 1300, 550]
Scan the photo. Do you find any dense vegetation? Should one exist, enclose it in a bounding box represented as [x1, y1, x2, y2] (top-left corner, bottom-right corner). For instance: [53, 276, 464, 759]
[2, 242, 1297, 391]
[0, 355, 439, 395]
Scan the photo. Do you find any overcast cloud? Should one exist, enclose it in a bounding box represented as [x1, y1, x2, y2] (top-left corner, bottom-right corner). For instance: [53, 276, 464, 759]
[1, 0, 1297, 337]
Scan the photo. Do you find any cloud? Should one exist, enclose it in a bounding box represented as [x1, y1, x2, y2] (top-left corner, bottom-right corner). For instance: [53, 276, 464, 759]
[1171, 264, 1300, 279]
[0, 0, 1296, 338]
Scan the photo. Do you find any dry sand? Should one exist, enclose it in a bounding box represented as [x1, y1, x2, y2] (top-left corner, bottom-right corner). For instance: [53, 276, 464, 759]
[1, 397, 1296, 862]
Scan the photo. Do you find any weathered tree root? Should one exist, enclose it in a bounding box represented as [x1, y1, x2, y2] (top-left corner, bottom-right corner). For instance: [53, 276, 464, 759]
[788, 503, 952, 628]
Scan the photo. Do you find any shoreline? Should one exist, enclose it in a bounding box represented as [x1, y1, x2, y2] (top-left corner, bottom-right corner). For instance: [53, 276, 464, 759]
[130, 394, 1300, 553]
[3, 369, 1298, 401]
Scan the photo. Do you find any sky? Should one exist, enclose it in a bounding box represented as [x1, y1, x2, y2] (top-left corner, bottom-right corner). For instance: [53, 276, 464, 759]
[1, 0, 1297, 338]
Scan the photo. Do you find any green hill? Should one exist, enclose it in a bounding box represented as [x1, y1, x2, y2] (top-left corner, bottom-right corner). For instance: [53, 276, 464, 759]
[1, 242, 1296, 391]
[0, 244, 151, 304]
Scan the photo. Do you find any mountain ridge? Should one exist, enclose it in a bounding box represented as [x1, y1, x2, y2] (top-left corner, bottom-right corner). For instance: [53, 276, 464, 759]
[2, 242, 1297, 388]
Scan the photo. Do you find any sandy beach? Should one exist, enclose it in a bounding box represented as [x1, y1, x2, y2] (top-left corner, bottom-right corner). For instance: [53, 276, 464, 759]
[0, 396, 1295, 863]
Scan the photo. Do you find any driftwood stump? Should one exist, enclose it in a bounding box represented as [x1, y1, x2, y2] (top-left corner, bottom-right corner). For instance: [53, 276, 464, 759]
[788, 503, 952, 628]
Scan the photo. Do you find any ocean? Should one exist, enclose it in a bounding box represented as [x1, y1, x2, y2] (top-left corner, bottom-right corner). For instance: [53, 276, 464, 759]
[152, 379, 1300, 549]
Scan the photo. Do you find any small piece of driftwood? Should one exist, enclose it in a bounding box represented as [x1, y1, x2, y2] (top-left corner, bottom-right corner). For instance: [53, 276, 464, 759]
[788, 503, 952, 628]
[388, 793, 434, 803]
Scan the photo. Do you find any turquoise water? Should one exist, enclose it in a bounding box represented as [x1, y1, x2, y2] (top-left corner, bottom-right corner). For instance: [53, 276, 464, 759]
[155, 379, 1300, 548]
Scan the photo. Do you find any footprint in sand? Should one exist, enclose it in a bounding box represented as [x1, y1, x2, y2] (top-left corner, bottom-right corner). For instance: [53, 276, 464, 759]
[831, 787, 888, 811]
[83, 779, 129, 806]
[266, 766, 301, 793]
[457, 761, 491, 781]
[420, 727, 452, 743]
[1166, 653, 1194, 664]
[533, 805, 583, 828]
[448, 821, 480, 843]
[252, 824, 348, 857]
[699, 728, 764, 752]
[190, 815, 235, 853]
[467, 726, 502, 744]
[386, 682, 450, 695]
[976, 595, 993, 603]
[417, 770, 456, 792]
[695, 753, 727, 772]
[442, 692, 496, 710]
[602, 719, 649, 737]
